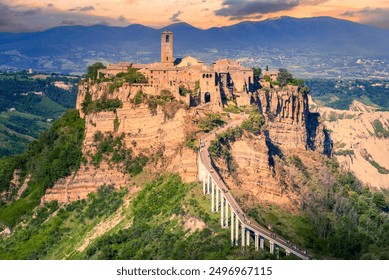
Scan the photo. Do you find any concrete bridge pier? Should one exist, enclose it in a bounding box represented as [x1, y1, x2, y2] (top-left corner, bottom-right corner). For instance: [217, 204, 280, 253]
[235, 215, 239, 246]
[215, 187, 219, 212]
[269, 240, 275, 254]
[230, 211, 235, 244]
[260, 237, 264, 250]
[254, 233, 259, 251]
[225, 202, 229, 228]
[207, 173, 211, 194]
[211, 180, 215, 212]
[241, 225, 245, 247]
[221, 196, 224, 227]
[246, 230, 250, 246]
[285, 249, 291, 256]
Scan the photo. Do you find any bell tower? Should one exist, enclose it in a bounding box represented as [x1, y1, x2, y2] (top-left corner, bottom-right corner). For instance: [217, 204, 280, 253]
[161, 31, 173, 63]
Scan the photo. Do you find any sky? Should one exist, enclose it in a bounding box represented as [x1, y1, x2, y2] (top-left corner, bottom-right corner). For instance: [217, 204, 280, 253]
[0, 0, 388, 32]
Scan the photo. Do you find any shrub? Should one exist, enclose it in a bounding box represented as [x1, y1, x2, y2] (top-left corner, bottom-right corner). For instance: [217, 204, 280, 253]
[241, 110, 265, 135]
[132, 90, 147, 106]
[199, 113, 225, 133]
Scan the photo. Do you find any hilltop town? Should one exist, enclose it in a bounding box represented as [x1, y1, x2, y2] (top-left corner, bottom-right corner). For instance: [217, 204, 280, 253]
[0, 30, 388, 261]
[87, 31, 275, 110]
[43, 31, 331, 206]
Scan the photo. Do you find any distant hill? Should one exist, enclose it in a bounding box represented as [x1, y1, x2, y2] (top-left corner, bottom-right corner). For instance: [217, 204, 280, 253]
[0, 16, 388, 75]
[0, 72, 79, 157]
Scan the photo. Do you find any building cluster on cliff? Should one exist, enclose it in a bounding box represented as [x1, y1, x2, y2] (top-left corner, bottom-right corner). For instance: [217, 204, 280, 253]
[97, 31, 291, 110]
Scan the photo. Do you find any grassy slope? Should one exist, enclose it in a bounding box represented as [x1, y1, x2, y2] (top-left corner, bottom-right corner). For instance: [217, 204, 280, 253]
[0, 174, 274, 260]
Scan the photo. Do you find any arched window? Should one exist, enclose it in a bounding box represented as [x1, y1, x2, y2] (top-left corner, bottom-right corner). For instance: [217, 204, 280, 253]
[166, 35, 169, 43]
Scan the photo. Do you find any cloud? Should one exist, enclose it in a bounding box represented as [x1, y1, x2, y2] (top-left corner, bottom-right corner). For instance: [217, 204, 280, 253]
[68, 6, 95, 12]
[0, 3, 127, 32]
[215, 0, 299, 17]
[170, 10, 183, 22]
[47, 3, 54, 8]
[0, 4, 27, 32]
[300, 0, 329, 5]
[80, 6, 95, 12]
[22, 8, 41, 16]
[341, 7, 389, 29]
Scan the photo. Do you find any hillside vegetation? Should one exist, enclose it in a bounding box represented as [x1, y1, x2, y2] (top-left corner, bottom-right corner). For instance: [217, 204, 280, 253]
[306, 79, 389, 110]
[0, 109, 85, 227]
[0, 174, 273, 260]
[0, 71, 79, 157]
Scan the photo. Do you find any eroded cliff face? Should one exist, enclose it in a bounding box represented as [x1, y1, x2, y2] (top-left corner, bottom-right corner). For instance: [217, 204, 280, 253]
[311, 99, 389, 190]
[256, 86, 331, 154]
[42, 83, 198, 203]
[214, 87, 331, 210]
[44, 81, 332, 206]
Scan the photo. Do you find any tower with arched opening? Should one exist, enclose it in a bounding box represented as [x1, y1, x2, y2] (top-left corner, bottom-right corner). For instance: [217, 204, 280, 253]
[161, 31, 173, 63]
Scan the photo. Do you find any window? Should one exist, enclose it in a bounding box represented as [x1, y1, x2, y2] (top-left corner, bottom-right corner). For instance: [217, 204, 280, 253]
[166, 35, 169, 43]
[166, 57, 169, 61]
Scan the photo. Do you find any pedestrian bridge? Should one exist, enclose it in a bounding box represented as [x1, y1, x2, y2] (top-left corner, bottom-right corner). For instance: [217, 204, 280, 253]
[197, 120, 309, 260]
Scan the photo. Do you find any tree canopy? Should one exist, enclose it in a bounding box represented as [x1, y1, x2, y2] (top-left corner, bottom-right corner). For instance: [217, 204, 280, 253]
[87, 62, 106, 81]
[277, 68, 293, 87]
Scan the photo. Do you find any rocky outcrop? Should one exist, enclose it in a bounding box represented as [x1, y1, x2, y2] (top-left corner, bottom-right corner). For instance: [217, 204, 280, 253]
[257, 86, 331, 154]
[42, 162, 131, 203]
[311, 99, 389, 190]
[43, 83, 198, 203]
[230, 136, 294, 207]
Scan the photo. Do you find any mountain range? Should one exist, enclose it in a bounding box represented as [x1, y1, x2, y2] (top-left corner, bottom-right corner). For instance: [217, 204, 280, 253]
[0, 16, 388, 76]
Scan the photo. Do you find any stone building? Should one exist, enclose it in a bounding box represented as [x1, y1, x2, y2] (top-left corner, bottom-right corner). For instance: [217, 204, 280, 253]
[98, 31, 258, 110]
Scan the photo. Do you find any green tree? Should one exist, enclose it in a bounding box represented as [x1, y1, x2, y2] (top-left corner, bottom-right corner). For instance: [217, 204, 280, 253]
[277, 68, 293, 87]
[372, 192, 386, 209]
[87, 62, 106, 81]
[241, 110, 265, 135]
[252, 67, 262, 79]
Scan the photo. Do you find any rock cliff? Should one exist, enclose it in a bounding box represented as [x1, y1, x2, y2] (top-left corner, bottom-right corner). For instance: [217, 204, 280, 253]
[43, 80, 331, 205]
[311, 99, 389, 190]
[42, 82, 198, 203]
[256, 86, 331, 154]
[213, 86, 331, 210]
